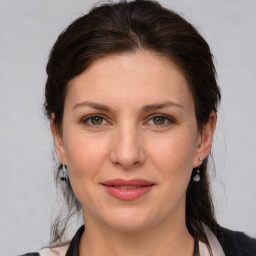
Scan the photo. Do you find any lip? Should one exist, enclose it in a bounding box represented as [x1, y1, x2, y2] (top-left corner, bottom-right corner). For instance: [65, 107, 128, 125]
[101, 179, 154, 186]
[101, 179, 155, 201]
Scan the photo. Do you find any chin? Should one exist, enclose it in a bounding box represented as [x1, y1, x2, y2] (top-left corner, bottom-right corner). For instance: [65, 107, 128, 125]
[101, 208, 156, 232]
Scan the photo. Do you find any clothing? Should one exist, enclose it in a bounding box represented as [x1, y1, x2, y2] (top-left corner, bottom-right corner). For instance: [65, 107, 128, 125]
[216, 227, 256, 255]
[200, 223, 225, 255]
[19, 225, 256, 256]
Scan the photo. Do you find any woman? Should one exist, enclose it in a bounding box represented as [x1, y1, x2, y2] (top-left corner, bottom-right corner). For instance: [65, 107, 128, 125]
[21, 0, 256, 255]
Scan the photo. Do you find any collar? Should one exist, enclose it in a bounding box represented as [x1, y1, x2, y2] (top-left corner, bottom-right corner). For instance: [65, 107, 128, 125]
[65, 225, 201, 256]
[65, 225, 85, 256]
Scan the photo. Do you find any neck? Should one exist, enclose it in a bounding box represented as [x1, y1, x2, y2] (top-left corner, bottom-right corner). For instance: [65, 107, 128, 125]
[79, 214, 194, 256]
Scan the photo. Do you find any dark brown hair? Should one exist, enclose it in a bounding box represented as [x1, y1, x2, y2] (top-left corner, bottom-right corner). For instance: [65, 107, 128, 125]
[44, 0, 221, 252]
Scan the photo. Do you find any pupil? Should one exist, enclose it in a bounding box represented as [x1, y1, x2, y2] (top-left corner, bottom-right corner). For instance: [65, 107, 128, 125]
[92, 116, 102, 125]
[154, 117, 165, 125]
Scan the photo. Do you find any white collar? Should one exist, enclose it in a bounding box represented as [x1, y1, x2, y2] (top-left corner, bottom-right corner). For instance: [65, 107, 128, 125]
[199, 223, 225, 256]
[39, 245, 68, 256]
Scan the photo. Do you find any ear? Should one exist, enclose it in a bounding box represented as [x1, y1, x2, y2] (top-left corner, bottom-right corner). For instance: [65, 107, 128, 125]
[193, 111, 216, 167]
[50, 113, 67, 165]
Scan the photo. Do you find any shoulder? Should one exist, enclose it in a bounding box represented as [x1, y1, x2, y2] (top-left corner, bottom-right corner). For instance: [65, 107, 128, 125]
[19, 245, 69, 256]
[216, 226, 256, 256]
[18, 254, 39, 256]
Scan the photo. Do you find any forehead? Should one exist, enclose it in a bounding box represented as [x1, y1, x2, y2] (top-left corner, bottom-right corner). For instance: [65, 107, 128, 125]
[66, 51, 194, 110]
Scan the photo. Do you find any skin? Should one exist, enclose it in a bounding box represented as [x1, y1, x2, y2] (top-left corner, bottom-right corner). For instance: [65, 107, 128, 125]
[51, 51, 216, 256]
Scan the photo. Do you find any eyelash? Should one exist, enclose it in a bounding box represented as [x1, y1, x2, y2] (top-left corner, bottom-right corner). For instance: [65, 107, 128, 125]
[81, 114, 175, 127]
[147, 114, 175, 127]
[81, 114, 109, 126]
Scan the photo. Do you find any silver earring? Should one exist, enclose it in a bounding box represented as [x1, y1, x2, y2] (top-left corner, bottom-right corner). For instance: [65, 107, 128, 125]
[60, 164, 68, 181]
[193, 158, 202, 182]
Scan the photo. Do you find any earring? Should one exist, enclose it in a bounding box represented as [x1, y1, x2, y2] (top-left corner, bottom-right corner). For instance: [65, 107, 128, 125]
[60, 164, 68, 181]
[193, 158, 202, 182]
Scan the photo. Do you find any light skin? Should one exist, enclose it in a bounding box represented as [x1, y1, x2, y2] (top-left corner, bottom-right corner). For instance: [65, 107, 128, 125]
[51, 51, 216, 256]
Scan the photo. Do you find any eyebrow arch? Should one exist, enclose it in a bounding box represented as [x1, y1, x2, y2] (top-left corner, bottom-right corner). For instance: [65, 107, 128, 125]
[72, 100, 183, 112]
[72, 101, 112, 111]
[142, 101, 183, 112]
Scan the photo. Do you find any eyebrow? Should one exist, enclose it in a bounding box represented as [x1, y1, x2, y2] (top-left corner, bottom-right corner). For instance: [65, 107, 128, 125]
[72, 101, 112, 111]
[72, 101, 183, 112]
[142, 102, 183, 111]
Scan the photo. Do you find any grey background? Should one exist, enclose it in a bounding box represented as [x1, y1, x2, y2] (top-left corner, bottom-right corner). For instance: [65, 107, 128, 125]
[0, 0, 255, 255]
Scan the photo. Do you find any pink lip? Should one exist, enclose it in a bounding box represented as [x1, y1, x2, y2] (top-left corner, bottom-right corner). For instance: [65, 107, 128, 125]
[101, 179, 154, 201]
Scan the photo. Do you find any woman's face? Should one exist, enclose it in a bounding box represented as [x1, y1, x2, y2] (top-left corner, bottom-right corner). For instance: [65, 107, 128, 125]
[52, 51, 214, 232]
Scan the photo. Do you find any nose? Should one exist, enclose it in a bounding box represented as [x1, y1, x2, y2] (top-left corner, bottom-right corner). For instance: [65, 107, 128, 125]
[109, 125, 146, 170]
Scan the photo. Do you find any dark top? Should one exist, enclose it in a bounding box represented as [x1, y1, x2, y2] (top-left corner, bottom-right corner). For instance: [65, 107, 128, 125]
[19, 225, 256, 256]
[216, 226, 256, 255]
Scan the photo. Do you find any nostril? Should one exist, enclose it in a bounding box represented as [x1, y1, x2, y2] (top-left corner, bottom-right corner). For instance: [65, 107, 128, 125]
[110, 152, 145, 170]
[109, 131, 146, 169]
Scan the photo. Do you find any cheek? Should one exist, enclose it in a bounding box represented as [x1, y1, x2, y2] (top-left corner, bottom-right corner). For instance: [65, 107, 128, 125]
[62, 133, 111, 208]
[147, 131, 197, 194]
[149, 133, 196, 171]
[64, 133, 109, 180]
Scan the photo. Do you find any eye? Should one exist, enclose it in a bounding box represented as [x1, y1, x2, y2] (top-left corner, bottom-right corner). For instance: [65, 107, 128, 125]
[147, 114, 175, 126]
[82, 115, 108, 126]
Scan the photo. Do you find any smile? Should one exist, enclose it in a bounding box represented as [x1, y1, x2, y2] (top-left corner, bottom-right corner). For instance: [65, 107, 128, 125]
[101, 179, 155, 201]
[109, 185, 146, 189]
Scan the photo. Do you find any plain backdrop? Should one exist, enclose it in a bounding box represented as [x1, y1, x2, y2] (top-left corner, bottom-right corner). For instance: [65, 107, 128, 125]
[0, 0, 255, 255]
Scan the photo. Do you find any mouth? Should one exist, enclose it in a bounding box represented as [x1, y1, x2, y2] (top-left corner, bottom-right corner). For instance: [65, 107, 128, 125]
[101, 179, 155, 201]
[107, 185, 149, 189]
